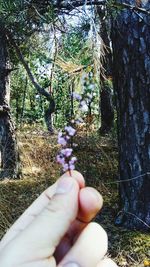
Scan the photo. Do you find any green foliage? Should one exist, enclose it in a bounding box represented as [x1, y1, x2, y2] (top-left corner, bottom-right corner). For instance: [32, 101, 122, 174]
[0, 0, 24, 16]
[0, 0, 102, 132]
[11, 66, 45, 124]
[60, 28, 93, 66]
[0, 0, 102, 131]
[10, 17, 100, 129]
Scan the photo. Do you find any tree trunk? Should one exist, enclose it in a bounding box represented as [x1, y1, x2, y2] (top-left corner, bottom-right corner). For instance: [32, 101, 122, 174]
[111, 4, 150, 230]
[100, 81, 114, 134]
[0, 28, 19, 179]
[98, 6, 114, 134]
[44, 98, 55, 134]
[20, 75, 28, 123]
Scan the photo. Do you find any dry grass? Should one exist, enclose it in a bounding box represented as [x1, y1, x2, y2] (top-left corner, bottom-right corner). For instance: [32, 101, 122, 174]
[0, 126, 150, 266]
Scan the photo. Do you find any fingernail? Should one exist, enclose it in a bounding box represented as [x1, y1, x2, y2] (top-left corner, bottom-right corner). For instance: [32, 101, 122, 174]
[62, 263, 80, 267]
[56, 178, 74, 194]
[93, 190, 102, 204]
[87, 187, 103, 203]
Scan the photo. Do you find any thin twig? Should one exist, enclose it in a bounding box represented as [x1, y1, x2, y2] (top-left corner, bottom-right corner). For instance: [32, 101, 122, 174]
[122, 210, 150, 229]
[104, 172, 150, 184]
[53, 0, 150, 16]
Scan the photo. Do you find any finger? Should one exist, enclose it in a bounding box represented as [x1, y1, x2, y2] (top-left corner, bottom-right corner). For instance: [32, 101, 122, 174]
[55, 187, 103, 263]
[58, 222, 108, 267]
[97, 258, 118, 267]
[78, 187, 103, 222]
[61, 171, 85, 189]
[67, 187, 103, 242]
[4, 176, 80, 263]
[0, 171, 84, 251]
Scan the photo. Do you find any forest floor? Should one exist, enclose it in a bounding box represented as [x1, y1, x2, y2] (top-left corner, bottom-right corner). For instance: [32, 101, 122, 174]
[0, 125, 150, 267]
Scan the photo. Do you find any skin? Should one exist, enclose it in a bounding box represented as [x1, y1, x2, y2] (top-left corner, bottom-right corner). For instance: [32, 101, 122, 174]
[0, 171, 118, 267]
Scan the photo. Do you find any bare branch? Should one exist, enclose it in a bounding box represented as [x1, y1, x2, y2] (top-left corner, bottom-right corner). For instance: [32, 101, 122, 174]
[52, 0, 150, 16]
[112, 2, 150, 15]
[53, 0, 105, 10]
[6, 29, 52, 100]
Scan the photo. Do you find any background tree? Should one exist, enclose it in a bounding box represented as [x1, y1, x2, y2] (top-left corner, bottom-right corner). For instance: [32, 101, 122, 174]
[0, 0, 56, 178]
[97, 6, 114, 134]
[0, 25, 19, 179]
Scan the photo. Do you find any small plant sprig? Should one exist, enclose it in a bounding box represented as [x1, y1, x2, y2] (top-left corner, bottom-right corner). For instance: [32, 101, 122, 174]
[56, 70, 96, 174]
[57, 126, 77, 174]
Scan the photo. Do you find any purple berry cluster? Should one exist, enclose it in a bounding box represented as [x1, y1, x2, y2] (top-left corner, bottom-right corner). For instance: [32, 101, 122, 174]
[57, 126, 77, 172]
[56, 71, 96, 173]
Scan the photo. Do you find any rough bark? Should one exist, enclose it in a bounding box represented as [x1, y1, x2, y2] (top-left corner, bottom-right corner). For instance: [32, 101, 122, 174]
[112, 3, 150, 230]
[98, 6, 114, 134]
[0, 28, 19, 179]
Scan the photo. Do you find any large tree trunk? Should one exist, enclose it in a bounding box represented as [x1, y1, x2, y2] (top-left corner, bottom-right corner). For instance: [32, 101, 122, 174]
[112, 3, 150, 230]
[0, 28, 19, 179]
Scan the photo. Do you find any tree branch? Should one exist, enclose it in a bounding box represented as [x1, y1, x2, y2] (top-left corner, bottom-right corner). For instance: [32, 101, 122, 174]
[6, 29, 52, 100]
[111, 2, 150, 15]
[53, 0, 105, 10]
[52, 0, 150, 15]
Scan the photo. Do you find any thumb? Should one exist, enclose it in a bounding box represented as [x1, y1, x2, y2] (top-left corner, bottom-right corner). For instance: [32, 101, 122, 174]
[8, 177, 79, 262]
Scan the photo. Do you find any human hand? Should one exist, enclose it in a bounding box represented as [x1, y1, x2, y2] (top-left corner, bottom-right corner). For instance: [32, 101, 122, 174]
[0, 171, 117, 267]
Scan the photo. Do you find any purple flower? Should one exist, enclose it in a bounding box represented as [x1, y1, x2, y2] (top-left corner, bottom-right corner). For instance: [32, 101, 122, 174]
[72, 92, 82, 101]
[66, 135, 70, 140]
[58, 136, 67, 146]
[67, 157, 77, 171]
[65, 126, 76, 136]
[69, 156, 77, 164]
[69, 163, 75, 170]
[61, 148, 73, 157]
[63, 163, 69, 172]
[80, 101, 88, 112]
[56, 106, 80, 172]
[58, 132, 63, 138]
[56, 155, 65, 164]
